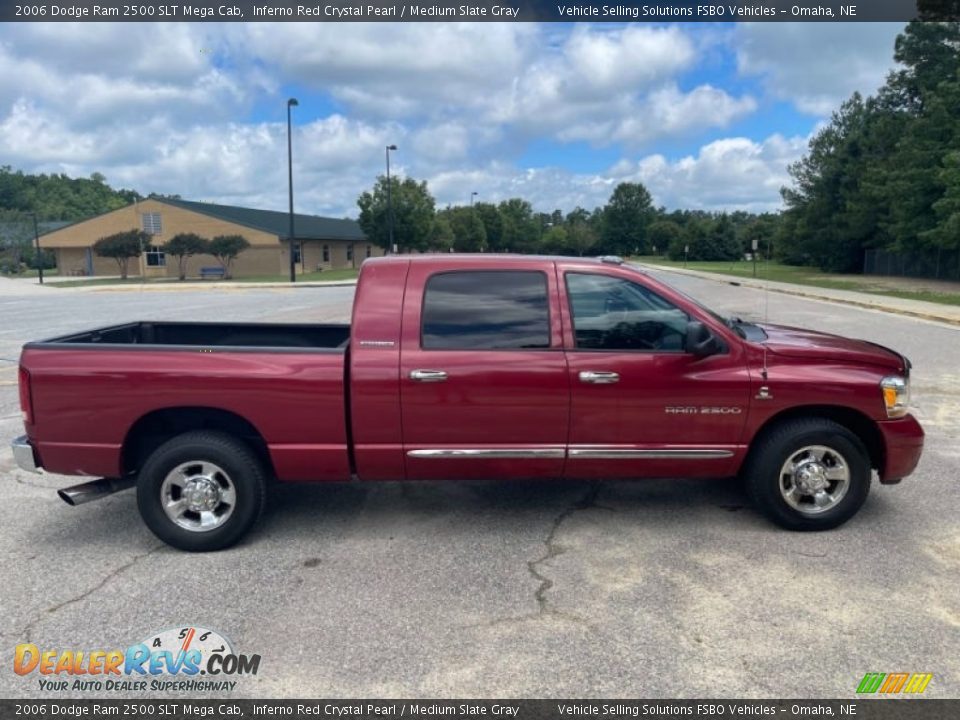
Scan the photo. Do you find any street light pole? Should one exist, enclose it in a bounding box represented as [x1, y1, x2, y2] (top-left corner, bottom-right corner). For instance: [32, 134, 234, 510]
[287, 97, 299, 283]
[386, 144, 397, 254]
[31, 213, 43, 284]
[470, 191, 478, 208]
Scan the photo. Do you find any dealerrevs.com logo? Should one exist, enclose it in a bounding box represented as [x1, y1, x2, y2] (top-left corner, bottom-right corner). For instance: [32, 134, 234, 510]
[14, 627, 260, 692]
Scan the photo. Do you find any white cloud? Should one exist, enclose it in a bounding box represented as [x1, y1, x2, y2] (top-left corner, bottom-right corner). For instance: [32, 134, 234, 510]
[735, 23, 904, 115]
[624, 134, 810, 212]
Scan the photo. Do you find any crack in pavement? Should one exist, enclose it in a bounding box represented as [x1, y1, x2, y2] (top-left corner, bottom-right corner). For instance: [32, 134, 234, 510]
[463, 482, 611, 632]
[528, 481, 607, 617]
[23, 544, 165, 643]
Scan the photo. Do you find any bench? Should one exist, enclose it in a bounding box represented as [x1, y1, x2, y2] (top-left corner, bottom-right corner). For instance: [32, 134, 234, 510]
[199, 266, 225, 280]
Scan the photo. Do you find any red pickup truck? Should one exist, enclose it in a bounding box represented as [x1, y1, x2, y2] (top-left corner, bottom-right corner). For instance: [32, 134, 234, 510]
[12, 255, 923, 551]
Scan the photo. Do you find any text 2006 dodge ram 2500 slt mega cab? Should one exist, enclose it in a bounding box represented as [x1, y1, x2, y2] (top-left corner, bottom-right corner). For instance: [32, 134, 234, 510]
[12, 256, 924, 551]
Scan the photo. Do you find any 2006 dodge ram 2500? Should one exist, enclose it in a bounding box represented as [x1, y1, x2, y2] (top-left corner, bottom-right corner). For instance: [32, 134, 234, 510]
[12, 255, 924, 551]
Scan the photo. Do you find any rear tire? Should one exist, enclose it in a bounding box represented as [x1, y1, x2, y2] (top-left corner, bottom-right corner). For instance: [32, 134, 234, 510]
[744, 418, 871, 531]
[137, 431, 267, 551]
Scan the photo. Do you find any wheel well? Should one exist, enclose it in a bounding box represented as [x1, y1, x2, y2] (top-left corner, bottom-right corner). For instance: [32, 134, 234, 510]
[749, 405, 884, 471]
[122, 407, 274, 478]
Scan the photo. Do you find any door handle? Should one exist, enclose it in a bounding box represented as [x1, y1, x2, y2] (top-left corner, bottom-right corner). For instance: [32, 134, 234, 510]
[410, 369, 448, 383]
[579, 371, 619, 384]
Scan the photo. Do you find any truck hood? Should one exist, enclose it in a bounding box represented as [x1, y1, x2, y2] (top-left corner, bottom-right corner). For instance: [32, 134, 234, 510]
[756, 323, 907, 372]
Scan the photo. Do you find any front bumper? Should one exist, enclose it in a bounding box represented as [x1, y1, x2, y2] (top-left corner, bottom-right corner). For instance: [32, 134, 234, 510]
[11, 436, 40, 474]
[877, 414, 924, 484]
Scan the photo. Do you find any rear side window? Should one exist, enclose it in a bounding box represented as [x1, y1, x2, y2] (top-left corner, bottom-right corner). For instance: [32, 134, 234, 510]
[421, 271, 550, 350]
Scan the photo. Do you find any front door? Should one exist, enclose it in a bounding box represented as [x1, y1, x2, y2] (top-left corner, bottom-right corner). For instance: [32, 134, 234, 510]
[400, 265, 570, 480]
[561, 268, 751, 479]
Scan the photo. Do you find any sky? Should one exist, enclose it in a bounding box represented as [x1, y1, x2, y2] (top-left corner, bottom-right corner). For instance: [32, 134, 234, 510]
[0, 22, 905, 219]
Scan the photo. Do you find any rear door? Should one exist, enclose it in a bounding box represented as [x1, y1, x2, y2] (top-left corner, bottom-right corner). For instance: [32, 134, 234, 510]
[560, 266, 751, 479]
[400, 264, 570, 480]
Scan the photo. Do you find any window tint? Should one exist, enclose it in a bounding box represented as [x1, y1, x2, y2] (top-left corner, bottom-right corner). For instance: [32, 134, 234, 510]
[566, 273, 689, 351]
[422, 271, 550, 350]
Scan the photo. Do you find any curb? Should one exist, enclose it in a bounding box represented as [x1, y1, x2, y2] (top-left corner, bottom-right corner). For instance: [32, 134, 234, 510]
[643, 264, 960, 328]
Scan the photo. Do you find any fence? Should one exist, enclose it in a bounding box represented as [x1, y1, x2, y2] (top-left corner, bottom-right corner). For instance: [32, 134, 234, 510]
[863, 248, 960, 282]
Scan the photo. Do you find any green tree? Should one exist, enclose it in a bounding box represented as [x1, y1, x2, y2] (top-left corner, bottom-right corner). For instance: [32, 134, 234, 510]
[0, 167, 140, 220]
[473, 202, 506, 251]
[93, 230, 148, 279]
[162, 233, 209, 280]
[498, 198, 540, 253]
[208, 234, 250, 279]
[540, 225, 569, 254]
[428, 215, 455, 252]
[357, 175, 436, 253]
[443, 206, 487, 252]
[645, 220, 682, 257]
[602, 182, 655, 255]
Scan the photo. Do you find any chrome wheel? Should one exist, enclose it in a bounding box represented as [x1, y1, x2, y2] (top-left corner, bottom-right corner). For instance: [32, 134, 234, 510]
[778, 445, 850, 516]
[160, 461, 236, 533]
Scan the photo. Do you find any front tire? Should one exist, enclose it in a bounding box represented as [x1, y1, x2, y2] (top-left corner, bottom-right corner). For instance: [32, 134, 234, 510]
[744, 418, 871, 531]
[137, 431, 267, 551]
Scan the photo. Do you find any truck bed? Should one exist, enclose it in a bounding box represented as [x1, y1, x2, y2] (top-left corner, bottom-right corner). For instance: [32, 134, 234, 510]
[33, 321, 351, 349]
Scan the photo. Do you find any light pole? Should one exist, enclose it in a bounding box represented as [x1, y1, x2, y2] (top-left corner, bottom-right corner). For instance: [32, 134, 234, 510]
[470, 192, 480, 251]
[30, 213, 43, 284]
[287, 97, 298, 283]
[386, 144, 397, 253]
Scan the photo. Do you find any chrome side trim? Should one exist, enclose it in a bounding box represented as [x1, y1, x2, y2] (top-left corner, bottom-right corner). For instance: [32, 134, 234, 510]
[407, 448, 565, 459]
[12, 435, 40, 473]
[567, 448, 734, 460]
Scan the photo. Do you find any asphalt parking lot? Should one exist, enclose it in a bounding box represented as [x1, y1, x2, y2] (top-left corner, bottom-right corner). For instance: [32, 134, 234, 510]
[1, 271, 957, 699]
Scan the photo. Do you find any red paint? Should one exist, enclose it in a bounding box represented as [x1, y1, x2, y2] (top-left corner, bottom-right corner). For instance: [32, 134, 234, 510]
[19, 256, 924, 487]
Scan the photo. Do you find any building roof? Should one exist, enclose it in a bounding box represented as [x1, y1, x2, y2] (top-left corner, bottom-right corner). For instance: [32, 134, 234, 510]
[157, 198, 365, 242]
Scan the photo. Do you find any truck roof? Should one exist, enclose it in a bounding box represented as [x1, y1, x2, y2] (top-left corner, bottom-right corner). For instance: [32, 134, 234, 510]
[364, 254, 634, 268]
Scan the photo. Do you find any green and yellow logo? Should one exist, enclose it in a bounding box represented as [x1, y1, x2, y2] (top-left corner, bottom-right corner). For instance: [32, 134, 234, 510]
[856, 672, 933, 694]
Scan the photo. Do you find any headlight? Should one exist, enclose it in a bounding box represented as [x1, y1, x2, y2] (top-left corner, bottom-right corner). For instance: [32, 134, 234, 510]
[881, 376, 909, 418]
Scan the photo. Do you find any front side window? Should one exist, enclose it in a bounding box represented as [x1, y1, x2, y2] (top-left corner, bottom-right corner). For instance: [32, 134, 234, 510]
[145, 245, 166, 267]
[422, 271, 550, 350]
[566, 273, 688, 351]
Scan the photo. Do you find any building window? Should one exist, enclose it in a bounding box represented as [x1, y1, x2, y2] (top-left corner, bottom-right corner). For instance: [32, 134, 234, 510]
[346, 245, 354, 262]
[145, 245, 166, 267]
[366, 245, 372, 258]
[141, 213, 162, 235]
[322, 245, 330, 263]
[293, 241, 302, 264]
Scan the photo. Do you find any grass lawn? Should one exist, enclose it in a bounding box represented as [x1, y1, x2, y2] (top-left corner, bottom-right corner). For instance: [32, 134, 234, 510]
[633, 256, 960, 307]
[1, 268, 59, 279]
[48, 268, 360, 288]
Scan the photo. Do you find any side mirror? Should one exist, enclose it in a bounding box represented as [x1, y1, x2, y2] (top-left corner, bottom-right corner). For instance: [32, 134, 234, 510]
[686, 320, 722, 357]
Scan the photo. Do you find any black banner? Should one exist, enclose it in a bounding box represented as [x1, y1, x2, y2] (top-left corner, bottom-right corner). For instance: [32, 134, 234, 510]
[1, 700, 958, 720]
[2, 0, 960, 23]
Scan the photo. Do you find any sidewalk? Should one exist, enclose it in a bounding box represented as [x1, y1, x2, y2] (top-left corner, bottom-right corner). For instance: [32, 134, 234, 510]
[641, 264, 960, 327]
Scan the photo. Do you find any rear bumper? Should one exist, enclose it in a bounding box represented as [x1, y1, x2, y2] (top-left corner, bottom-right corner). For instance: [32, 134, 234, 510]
[877, 414, 924, 484]
[11, 436, 40, 474]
